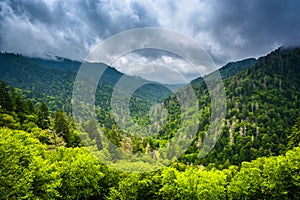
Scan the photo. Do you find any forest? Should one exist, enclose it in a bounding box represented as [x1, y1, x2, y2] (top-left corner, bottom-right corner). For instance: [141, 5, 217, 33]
[0, 47, 300, 199]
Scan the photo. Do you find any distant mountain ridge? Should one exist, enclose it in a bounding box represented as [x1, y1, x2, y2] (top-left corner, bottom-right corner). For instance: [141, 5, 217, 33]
[0, 52, 257, 112]
[0, 52, 173, 113]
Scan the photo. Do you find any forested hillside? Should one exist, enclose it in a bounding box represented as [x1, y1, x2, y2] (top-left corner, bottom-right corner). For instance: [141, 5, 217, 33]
[182, 47, 300, 167]
[0, 47, 300, 199]
[0, 91, 300, 199]
[0, 52, 172, 113]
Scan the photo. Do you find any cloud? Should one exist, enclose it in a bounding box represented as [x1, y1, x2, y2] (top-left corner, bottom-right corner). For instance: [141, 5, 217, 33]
[188, 0, 300, 63]
[86, 28, 216, 83]
[111, 50, 201, 84]
[0, 0, 95, 60]
[126, 0, 300, 65]
[0, 0, 300, 83]
[0, 0, 158, 60]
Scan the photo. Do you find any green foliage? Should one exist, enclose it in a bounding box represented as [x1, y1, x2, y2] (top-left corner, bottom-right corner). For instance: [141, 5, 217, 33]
[1, 48, 300, 199]
[54, 110, 81, 147]
[83, 118, 103, 150]
[106, 146, 300, 199]
[0, 81, 13, 111]
[0, 128, 60, 199]
[0, 81, 81, 146]
[37, 102, 50, 129]
[54, 110, 71, 144]
[0, 101, 300, 199]
[189, 48, 300, 167]
[159, 167, 227, 199]
[50, 148, 105, 199]
[228, 147, 300, 199]
[0, 128, 109, 199]
[288, 115, 300, 149]
[107, 172, 162, 200]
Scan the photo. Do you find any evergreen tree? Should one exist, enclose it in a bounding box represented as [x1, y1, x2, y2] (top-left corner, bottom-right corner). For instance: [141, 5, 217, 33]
[10, 88, 25, 114]
[54, 110, 71, 146]
[0, 81, 12, 111]
[288, 116, 300, 149]
[26, 100, 35, 113]
[37, 102, 50, 129]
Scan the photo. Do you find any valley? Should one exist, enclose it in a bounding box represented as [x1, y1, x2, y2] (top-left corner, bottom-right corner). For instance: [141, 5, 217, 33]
[1, 47, 300, 199]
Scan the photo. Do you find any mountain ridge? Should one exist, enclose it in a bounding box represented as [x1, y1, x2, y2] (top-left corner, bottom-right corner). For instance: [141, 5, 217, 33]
[1, 47, 300, 168]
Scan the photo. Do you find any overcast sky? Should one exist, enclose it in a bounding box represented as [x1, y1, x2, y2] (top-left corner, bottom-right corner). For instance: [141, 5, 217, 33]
[1, 0, 300, 83]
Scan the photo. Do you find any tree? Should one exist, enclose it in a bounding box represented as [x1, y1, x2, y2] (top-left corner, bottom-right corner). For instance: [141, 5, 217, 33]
[37, 102, 50, 129]
[26, 99, 35, 113]
[50, 147, 105, 199]
[159, 167, 227, 199]
[228, 161, 265, 199]
[10, 88, 27, 124]
[54, 110, 71, 146]
[288, 116, 300, 149]
[53, 110, 81, 147]
[0, 128, 60, 199]
[10, 88, 25, 114]
[0, 81, 12, 111]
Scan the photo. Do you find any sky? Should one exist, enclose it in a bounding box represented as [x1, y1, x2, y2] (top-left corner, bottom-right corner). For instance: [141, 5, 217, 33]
[1, 0, 300, 83]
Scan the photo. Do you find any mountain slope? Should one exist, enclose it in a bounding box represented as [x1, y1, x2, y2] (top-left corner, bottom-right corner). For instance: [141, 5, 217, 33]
[0, 53, 172, 113]
[179, 47, 300, 167]
[1, 48, 299, 168]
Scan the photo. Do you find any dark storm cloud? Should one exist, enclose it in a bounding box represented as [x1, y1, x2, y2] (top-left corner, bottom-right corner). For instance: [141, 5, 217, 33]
[189, 0, 300, 63]
[0, 0, 158, 60]
[9, 0, 58, 24]
[77, 0, 158, 38]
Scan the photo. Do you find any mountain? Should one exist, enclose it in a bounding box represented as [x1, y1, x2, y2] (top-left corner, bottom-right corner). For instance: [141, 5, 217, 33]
[0, 52, 256, 110]
[219, 58, 257, 79]
[0, 52, 257, 131]
[1, 48, 300, 168]
[180, 47, 300, 167]
[1, 48, 300, 199]
[29, 56, 81, 72]
[0, 52, 173, 114]
[191, 57, 257, 84]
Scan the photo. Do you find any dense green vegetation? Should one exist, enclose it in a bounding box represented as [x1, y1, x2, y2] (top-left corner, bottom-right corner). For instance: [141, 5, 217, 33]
[0, 52, 172, 113]
[1, 125, 300, 199]
[0, 81, 81, 147]
[0, 47, 300, 199]
[182, 47, 300, 167]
